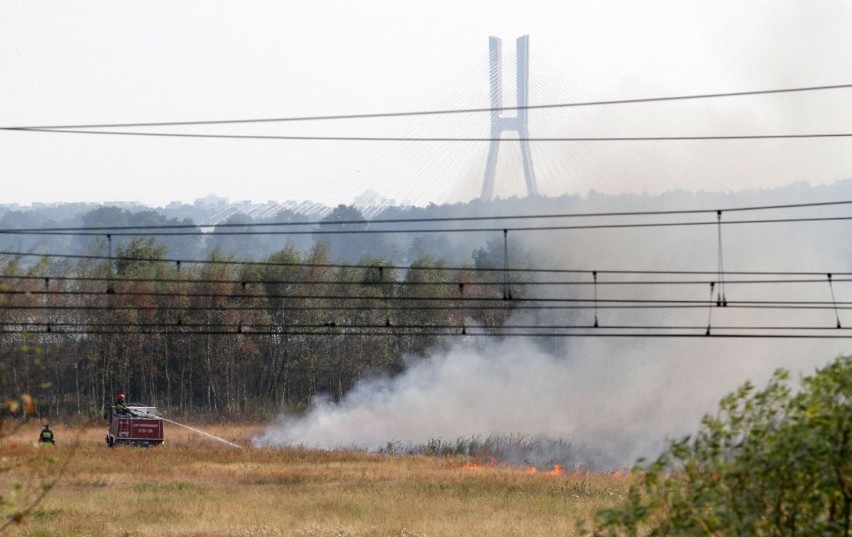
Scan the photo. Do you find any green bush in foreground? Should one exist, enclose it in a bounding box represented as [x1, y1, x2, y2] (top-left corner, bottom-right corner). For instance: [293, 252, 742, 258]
[591, 355, 850, 536]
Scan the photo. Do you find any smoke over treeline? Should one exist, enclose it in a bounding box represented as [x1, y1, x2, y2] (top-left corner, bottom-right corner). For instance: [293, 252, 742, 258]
[1, 182, 851, 468]
[255, 337, 839, 469]
[254, 181, 852, 467]
[5, 179, 852, 267]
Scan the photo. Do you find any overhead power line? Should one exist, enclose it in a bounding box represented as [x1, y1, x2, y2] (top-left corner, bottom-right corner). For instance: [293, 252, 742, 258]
[4, 82, 852, 130]
[3, 216, 852, 237]
[3, 325, 851, 339]
[4, 273, 850, 287]
[4, 321, 850, 332]
[9, 129, 852, 143]
[2, 249, 852, 277]
[2, 287, 849, 307]
[3, 303, 850, 312]
[1, 199, 850, 235]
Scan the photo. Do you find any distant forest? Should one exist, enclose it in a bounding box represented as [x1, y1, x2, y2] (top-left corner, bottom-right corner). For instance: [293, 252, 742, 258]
[0, 239, 522, 419]
[2, 180, 852, 418]
[0, 196, 497, 267]
[0, 198, 533, 418]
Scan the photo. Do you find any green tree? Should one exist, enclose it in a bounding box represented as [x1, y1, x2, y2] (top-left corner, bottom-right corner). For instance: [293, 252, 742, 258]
[315, 205, 401, 262]
[247, 244, 307, 410]
[396, 256, 455, 356]
[78, 206, 202, 260]
[591, 355, 851, 536]
[114, 237, 169, 277]
[206, 214, 261, 259]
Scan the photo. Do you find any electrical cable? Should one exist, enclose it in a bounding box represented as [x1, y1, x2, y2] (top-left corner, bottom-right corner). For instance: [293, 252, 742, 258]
[4, 287, 852, 307]
[7, 321, 852, 331]
[4, 82, 852, 130]
[5, 214, 852, 237]
[2, 304, 851, 312]
[8, 273, 852, 286]
[4, 326, 852, 339]
[3, 249, 852, 277]
[12, 129, 852, 143]
[2, 199, 850, 234]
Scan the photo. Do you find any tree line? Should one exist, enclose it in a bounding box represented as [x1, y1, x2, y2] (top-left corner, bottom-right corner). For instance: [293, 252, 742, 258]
[0, 203, 500, 267]
[0, 236, 521, 419]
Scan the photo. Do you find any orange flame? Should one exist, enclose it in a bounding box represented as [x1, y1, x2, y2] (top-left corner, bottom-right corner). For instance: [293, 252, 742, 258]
[544, 464, 563, 476]
[522, 464, 563, 476]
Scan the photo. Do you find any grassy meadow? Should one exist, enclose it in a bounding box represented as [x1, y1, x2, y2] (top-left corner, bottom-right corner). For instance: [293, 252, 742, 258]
[2, 422, 631, 537]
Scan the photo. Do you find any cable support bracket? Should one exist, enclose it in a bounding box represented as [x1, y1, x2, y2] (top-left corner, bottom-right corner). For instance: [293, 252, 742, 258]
[593, 271, 599, 328]
[828, 273, 842, 328]
[716, 211, 728, 307]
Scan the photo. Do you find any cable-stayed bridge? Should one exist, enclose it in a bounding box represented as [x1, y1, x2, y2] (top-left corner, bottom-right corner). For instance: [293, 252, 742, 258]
[200, 35, 559, 226]
[193, 36, 852, 226]
[197, 191, 414, 227]
[199, 200, 331, 227]
[7, 36, 852, 225]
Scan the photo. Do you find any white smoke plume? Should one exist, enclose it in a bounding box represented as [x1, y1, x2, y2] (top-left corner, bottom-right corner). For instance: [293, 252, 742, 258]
[257, 182, 852, 469]
[256, 336, 839, 469]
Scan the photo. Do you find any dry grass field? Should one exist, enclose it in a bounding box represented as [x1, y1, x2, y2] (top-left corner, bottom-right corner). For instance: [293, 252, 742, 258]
[2, 422, 631, 537]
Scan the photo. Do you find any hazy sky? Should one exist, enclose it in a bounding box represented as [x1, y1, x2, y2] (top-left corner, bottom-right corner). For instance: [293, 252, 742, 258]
[3, 1, 852, 207]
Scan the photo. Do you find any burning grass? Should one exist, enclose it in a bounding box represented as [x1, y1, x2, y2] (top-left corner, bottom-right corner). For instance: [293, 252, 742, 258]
[2, 423, 632, 536]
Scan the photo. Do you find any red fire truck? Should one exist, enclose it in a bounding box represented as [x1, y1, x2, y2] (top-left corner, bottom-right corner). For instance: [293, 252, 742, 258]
[106, 405, 164, 447]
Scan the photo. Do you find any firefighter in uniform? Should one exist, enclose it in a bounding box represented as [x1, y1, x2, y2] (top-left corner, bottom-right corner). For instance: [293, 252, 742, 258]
[114, 393, 129, 415]
[105, 392, 130, 421]
[38, 424, 55, 445]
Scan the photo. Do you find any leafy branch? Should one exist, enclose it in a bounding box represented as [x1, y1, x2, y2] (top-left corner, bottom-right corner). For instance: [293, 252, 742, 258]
[589, 355, 851, 536]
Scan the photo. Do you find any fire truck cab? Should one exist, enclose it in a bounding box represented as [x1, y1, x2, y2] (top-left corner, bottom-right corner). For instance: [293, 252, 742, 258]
[106, 405, 164, 447]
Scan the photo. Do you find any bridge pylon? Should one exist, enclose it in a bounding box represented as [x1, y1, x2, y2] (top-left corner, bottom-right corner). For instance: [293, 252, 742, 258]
[481, 35, 538, 201]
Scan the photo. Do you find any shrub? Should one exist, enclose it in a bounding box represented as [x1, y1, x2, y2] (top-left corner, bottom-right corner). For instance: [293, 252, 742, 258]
[591, 355, 851, 536]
